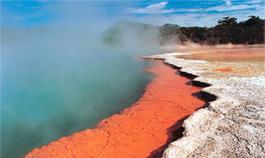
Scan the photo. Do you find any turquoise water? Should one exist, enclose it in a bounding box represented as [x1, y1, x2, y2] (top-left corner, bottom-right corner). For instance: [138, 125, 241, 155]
[1, 29, 156, 158]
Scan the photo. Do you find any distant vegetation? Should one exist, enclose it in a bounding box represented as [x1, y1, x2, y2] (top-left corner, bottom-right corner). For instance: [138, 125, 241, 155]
[103, 16, 265, 46]
[160, 16, 265, 45]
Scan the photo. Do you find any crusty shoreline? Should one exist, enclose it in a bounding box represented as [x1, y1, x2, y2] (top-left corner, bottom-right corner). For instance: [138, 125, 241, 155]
[146, 50, 265, 158]
[25, 61, 205, 158]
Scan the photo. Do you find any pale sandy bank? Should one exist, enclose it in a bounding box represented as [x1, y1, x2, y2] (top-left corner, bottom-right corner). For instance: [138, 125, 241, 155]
[147, 44, 265, 158]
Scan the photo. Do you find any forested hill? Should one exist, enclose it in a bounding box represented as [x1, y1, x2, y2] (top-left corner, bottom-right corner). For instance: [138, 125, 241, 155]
[103, 16, 265, 46]
[160, 16, 265, 45]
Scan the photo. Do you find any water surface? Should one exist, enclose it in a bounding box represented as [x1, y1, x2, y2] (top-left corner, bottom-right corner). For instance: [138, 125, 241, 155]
[1, 28, 156, 158]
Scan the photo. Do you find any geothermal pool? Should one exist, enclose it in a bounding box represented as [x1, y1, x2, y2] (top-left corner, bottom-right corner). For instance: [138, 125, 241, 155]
[25, 61, 205, 158]
[1, 32, 156, 158]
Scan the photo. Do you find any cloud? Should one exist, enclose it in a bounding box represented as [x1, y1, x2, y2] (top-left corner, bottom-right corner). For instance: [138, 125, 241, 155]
[206, 4, 259, 12]
[136, 0, 262, 14]
[206, 0, 263, 12]
[128, 3, 265, 27]
[245, 0, 263, 4]
[176, 1, 261, 13]
[126, 2, 174, 14]
[128, 13, 220, 27]
[1, 1, 53, 26]
[124, 0, 264, 27]
[224, 0, 232, 6]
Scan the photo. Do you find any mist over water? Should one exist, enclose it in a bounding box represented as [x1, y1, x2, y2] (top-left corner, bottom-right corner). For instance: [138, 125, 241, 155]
[1, 25, 159, 158]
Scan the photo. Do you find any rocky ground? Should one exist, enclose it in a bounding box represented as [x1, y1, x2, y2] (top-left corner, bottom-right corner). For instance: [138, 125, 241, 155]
[147, 45, 265, 158]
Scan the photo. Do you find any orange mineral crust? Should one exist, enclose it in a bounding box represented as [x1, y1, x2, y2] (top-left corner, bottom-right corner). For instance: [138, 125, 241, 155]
[25, 61, 204, 158]
[214, 67, 233, 72]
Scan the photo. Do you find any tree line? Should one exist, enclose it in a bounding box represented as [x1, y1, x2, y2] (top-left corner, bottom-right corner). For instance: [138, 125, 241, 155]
[159, 16, 265, 45]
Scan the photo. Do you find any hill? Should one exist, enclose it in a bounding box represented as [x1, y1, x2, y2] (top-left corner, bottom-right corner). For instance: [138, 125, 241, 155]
[103, 16, 265, 46]
[102, 21, 159, 47]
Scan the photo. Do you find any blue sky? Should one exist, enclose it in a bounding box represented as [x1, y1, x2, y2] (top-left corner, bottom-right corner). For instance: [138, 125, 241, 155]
[1, 0, 265, 28]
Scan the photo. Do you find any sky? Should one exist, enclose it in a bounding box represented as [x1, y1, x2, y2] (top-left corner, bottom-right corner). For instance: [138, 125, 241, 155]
[1, 0, 265, 29]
